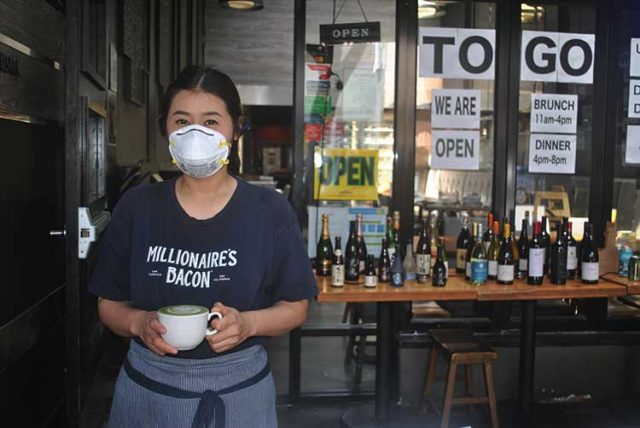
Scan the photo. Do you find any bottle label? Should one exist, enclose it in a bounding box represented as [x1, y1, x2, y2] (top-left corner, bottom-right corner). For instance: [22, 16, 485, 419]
[392, 272, 404, 286]
[359, 260, 366, 273]
[488, 260, 498, 276]
[331, 265, 344, 287]
[519, 258, 528, 272]
[619, 248, 633, 276]
[456, 249, 466, 270]
[432, 274, 446, 287]
[567, 246, 577, 270]
[388, 247, 396, 260]
[498, 265, 515, 282]
[416, 254, 431, 275]
[582, 262, 599, 281]
[471, 259, 488, 283]
[364, 275, 378, 288]
[529, 248, 545, 277]
[346, 259, 359, 280]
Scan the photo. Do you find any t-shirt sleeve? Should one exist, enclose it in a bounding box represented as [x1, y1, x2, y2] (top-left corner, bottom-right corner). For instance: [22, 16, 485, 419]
[268, 211, 318, 304]
[88, 192, 135, 301]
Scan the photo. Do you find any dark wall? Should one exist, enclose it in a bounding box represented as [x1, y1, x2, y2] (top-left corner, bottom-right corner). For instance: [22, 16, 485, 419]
[0, 0, 66, 425]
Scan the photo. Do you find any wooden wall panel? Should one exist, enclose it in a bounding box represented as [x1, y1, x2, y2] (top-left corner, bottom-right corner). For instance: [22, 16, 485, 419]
[0, 0, 65, 63]
[204, 0, 294, 87]
[0, 44, 64, 122]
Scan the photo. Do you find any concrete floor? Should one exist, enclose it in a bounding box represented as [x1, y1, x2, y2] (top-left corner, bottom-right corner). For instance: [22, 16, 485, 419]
[80, 299, 640, 428]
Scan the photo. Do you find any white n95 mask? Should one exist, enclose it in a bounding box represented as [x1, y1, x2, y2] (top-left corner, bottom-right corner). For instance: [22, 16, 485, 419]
[168, 125, 231, 178]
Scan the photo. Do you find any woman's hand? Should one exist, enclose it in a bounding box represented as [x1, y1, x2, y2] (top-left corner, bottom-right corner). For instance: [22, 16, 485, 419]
[206, 302, 256, 353]
[130, 311, 178, 356]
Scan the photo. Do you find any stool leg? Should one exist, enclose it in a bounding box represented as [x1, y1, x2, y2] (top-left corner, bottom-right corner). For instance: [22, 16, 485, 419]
[483, 360, 499, 428]
[424, 347, 438, 398]
[465, 365, 474, 396]
[440, 361, 458, 428]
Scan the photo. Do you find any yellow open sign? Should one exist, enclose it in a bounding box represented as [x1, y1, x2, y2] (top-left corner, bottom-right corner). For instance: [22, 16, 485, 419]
[314, 148, 379, 201]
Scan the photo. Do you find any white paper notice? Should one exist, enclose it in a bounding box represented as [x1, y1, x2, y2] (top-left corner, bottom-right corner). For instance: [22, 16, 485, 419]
[431, 89, 481, 129]
[626, 125, 640, 165]
[339, 67, 383, 122]
[630, 38, 640, 77]
[530, 94, 578, 133]
[629, 79, 640, 118]
[430, 130, 480, 171]
[528, 134, 577, 174]
[419, 27, 495, 80]
[521, 31, 594, 84]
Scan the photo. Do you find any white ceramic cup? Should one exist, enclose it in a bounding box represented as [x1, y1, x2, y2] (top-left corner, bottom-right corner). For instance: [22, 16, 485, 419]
[157, 305, 222, 351]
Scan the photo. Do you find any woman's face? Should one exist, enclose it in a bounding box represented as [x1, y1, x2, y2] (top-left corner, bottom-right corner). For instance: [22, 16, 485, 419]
[166, 90, 238, 141]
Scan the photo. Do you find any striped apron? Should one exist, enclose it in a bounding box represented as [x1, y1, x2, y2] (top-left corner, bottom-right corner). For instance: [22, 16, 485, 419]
[107, 340, 277, 428]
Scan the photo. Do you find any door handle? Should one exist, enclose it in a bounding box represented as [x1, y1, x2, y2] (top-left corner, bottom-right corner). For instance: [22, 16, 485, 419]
[49, 228, 67, 238]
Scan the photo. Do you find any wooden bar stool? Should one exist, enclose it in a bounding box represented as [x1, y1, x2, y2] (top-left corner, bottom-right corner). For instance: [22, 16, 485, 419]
[422, 329, 499, 428]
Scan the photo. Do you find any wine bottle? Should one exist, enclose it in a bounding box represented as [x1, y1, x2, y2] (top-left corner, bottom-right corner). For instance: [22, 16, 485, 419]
[416, 220, 431, 283]
[567, 221, 578, 279]
[316, 214, 333, 276]
[390, 243, 405, 287]
[378, 237, 391, 283]
[581, 223, 599, 284]
[356, 213, 368, 274]
[517, 218, 529, 280]
[428, 212, 439, 270]
[331, 240, 345, 287]
[334, 235, 342, 255]
[432, 238, 447, 287]
[508, 217, 520, 268]
[528, 221, 545, 285]
[541, 216, 550, 275]
[456, 214, 471, 274]
[497, 221, 515, 285]
[465, 223, 477, 281]
[345, 220, 360, 284]
[386, 215, 396, 261]
[470, 223, 488, 286]
[482, 212, 494, 252]
[404, 241, 417, 281]
[364, 255, 378, 288]
[487, 220, 501, 280]
[550, 220, 568, 285]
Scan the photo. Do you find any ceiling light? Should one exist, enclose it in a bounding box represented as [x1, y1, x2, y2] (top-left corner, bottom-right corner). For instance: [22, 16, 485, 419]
[218, 0, 263, 11]
[418, 1, 445, 19]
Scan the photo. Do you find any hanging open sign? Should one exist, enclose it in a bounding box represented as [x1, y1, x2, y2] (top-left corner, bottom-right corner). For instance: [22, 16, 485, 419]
[320, 22, 381, 45]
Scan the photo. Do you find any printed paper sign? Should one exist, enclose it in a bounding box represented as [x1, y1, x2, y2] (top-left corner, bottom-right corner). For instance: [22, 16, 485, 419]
[528, 134, 577, 174]
[431, 89, 481, 129]
[314, 148, 379, 200]
[521, 31, 595, 84]
[631, 38, 640, 77]
[419, 27, 495, 80]
[626, 125, 640, 165]
[530, 94, 578, 133]
[430, 130, 480, 171]
[629, 79, 640, 118]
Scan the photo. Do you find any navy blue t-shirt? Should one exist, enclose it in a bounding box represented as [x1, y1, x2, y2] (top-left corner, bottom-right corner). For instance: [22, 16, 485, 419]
[89, 177, 317, 358]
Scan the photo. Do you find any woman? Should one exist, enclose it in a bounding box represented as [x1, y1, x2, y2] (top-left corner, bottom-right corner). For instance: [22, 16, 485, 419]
[90, 65, 317, 427]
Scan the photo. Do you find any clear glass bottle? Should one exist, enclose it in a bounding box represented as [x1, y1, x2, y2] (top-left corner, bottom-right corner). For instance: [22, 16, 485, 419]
[403, 242, 417, 281]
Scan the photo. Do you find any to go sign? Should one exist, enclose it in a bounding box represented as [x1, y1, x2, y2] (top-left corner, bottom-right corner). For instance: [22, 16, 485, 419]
[521, 31, 595, 84]
[419, 27, 594, 84]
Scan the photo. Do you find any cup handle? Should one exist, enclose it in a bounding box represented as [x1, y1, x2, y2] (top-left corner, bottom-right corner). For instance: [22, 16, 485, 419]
[206, 311, 222, 335]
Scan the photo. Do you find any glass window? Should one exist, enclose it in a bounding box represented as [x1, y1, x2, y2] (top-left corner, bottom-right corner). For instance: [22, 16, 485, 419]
[414, 1, 496, 252]
[304, 0, 396, 258]
[611, 5, 640, 250]
[515, 4, 596, 240]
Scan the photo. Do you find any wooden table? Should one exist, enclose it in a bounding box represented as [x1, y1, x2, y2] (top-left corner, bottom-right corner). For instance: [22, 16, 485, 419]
[315, 274, 627, 424]
[601, 272, 640, 295]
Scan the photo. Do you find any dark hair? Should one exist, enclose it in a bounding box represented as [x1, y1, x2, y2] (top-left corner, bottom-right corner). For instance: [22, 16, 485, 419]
[159, 65, 243, 175]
